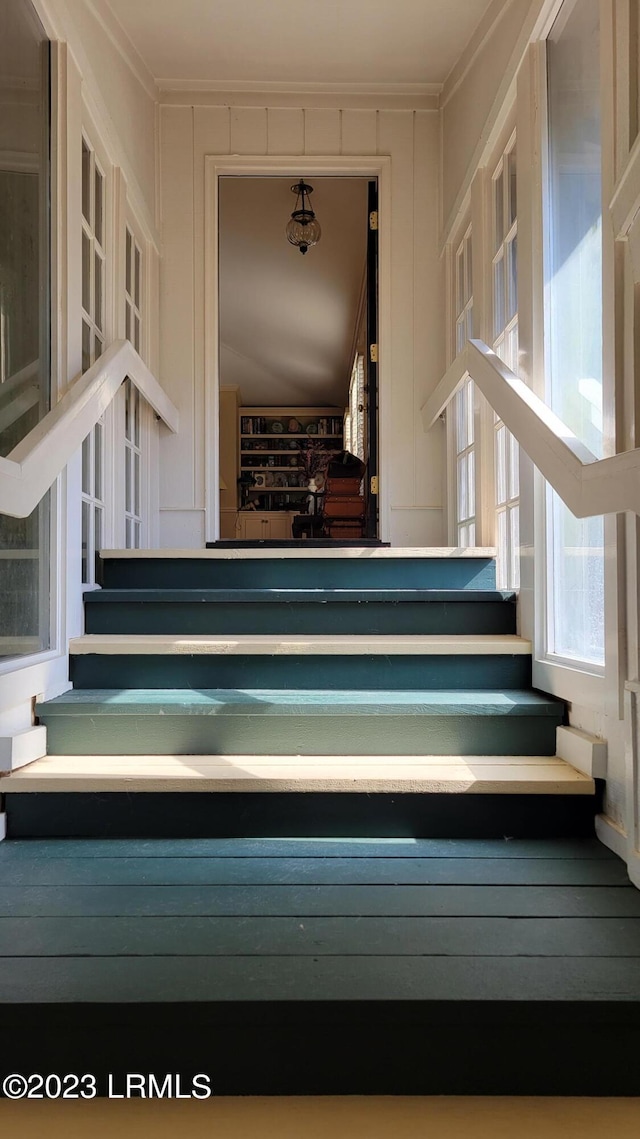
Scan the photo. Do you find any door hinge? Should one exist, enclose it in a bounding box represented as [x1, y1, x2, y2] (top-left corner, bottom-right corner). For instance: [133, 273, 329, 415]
[369, 343, 378, 363]
[370, 475, 379, 495]
[369, 210, 378, 231]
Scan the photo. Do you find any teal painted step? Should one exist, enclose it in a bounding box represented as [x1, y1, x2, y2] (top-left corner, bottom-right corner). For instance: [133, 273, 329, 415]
[97, 555, 497, 592]
[37, 688, 563, 756]
[84, 589, 517, 635]
[70, 652, 531, 690]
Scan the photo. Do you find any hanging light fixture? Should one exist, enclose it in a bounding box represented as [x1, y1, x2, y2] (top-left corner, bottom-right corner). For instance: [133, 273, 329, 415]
[286, 178, 321, 255]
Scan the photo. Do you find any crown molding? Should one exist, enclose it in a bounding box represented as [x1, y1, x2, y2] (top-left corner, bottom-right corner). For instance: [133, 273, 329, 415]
[159, 79, 441, 111]
[84, 0, 158, 102]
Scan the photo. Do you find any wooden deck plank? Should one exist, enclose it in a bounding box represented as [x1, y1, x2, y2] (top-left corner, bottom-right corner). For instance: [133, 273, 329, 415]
[0, 837, 616, 859]
[0, 856, 628, 887]
[1, 884, 639, 918]
[69, 633, 532, 656]
[2, 954, 640, 1002]
[1, 914, 638, 958]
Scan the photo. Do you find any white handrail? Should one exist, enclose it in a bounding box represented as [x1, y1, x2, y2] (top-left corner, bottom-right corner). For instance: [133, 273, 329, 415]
[421, 339, 640, 519]
[0, 340, 179, 519]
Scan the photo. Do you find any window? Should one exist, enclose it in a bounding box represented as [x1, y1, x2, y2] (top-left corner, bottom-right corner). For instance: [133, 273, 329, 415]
[123, 227, 144, 548]
[545, 0, 604, 666]
[452, 226, 475, 545]
[81, 137, 106, 585]
[491, 138, 520, 589]
[345, 353, 365, 462]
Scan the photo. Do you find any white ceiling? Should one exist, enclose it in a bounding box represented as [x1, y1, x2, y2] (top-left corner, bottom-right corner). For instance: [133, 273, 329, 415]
[219, 177, 368, 406]
[106, 0, 492, 88]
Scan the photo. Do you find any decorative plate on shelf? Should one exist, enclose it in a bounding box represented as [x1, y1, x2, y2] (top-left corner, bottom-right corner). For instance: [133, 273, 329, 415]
[269, 421, 284, 434]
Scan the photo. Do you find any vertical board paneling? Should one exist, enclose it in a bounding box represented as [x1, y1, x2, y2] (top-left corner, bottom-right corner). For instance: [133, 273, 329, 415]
[342, 109, 378, 155]
[268, 108, 304, 155]
[158, 105, 195, 509]
[413, 111, 444, 522]
[378, 111, 416, 515]
[193, 108, 232, 514]
[230, 107, 268, 154]
[304, 108, 341, 154]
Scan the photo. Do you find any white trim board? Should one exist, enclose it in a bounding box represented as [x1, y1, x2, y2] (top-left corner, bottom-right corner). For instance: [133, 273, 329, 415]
[2, 754, 594, 796]
[69, 633, 531, 657]
[99, 546, 497, 560]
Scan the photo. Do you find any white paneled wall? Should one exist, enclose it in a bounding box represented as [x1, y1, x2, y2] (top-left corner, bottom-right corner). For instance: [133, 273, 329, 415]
[158, 104, 444, 548]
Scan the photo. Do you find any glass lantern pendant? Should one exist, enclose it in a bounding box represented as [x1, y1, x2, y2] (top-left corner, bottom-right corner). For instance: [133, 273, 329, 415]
[286, 179, 321, 255]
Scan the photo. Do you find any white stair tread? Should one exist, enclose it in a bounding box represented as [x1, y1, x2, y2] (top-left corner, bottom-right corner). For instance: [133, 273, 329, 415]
[69, 633, 531, 656]
[100, 547, 497, 561]
[1, 755, 594, 794]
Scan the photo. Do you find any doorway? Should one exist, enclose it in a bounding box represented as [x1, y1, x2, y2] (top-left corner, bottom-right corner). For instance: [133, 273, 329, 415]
[215, 173, 379, 543]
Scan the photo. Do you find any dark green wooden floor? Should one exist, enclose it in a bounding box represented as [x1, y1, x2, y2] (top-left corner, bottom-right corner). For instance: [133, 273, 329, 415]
[2, 835, 640, 1094]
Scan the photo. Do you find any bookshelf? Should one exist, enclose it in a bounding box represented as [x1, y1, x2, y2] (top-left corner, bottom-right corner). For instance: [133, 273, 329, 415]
[238, 406, 344, 516]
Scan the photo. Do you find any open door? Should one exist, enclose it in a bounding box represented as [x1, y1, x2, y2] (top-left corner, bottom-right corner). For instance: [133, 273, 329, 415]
[365, 179, 379, 538]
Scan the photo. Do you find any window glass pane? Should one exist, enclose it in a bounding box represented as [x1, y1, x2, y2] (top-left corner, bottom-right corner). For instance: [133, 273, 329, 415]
[457, 455, 468, 522]
[82, 434, 91, 495]
[125, 518, 132, 549]
[494, 170, 504, 250]
[506, 235, 517, 323]
[457, 249, 465, 315]
[94, 333, 103, 359]
[94, 168, 103, 246]
[126, 229, 132, 296]
[496, 425, 507, 505]
[507, 147, 517, 227]
[81, 499, 90, 584]
[82, 232, 91, 314]
[465, 235, 473, 304]
[125, 302, 131, 343]
[125, 447, 132, 513]
[134, 246, 141, 308]
[497, 509, 507, 590]
[134, 314, 140, 353]
[493, 254, 505, 340]
[456, 318, 465, 355]
[94, 251, 102, 331]
[134, 452, 140, 515]
[455, 389, 466, 454]
[509, 505, 520, 589]
[82, 142, 91, 223]
[546, 0, 604, 665]
[94, 422, 103, 501]
[82, 319, 91, 374]
[508, 430, 519, 499]
[549, 491, 604, 664]
[465, 379, 474, 448]
[94, 504, 102, 556]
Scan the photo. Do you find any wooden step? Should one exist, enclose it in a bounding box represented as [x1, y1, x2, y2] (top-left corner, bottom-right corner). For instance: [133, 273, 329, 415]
[35, 688, 563, 756]
[69, 633, 532, 656]
[0, 754, 594, 794]
[96, 548, 499, 591]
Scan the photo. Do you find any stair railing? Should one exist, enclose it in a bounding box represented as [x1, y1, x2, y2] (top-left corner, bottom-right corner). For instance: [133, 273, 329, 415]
[0, 340, 179, 519]
[422, 339, 640, 518]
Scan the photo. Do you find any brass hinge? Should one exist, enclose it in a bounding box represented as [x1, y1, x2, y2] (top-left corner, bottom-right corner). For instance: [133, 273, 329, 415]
[369, 210, 378, 230]
[369, 343, 378, 363]
[370, 475, 379, 495]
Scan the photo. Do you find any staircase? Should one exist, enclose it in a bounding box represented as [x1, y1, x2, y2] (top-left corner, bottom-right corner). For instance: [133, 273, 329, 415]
[2, 548, 639, 1095]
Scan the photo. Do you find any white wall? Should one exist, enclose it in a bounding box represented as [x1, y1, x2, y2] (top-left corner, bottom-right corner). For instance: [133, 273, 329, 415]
[441, 0, 538, 238]
[158, 102, 445, 547]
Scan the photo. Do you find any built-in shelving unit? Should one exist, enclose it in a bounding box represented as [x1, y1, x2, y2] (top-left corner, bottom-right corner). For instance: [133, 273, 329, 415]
[238, 407, 344, 517]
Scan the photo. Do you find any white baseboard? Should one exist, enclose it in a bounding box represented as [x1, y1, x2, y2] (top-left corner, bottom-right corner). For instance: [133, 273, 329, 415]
[556, 726, 607, 778]
[0, 726, 47, 772]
